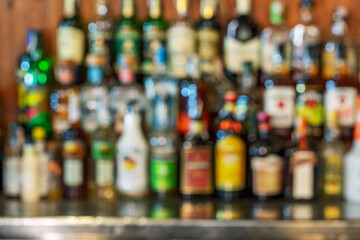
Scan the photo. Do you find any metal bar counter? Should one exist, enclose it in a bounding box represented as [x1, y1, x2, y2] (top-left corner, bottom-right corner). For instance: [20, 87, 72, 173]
[0, 199, 359, 239]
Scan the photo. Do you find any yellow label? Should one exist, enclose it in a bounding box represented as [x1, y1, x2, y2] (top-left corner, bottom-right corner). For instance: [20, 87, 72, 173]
[215, 136, 246, 191]
[324, 154, 342, 196]
[57, 27, 84, 64]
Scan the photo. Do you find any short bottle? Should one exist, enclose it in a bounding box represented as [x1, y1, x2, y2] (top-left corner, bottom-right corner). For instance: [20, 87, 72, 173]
[21, 142, 40, 203]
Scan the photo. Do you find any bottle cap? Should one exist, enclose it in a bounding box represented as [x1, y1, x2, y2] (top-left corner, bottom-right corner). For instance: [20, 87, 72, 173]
[224, 91, 238, 102]
[32, 127, 46, 141]
[300, 0, 313, 7]
[270, 1, 285, 25]
[332, 7, 348, 22]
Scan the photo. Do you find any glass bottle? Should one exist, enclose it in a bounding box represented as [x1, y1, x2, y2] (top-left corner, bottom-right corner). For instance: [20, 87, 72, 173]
[320, 111, 343, 199]
[47, 140, 63, 199]
[167, 0, 196, 78]
[61, 95, 88, 199]
[196, 0, 220, 76]
[323, 7, 358, 151]
[114, 0, 141, 77]
[261, 2, 295, 142]
[224, 0, 260, 87]
[21, 143, 40, 203]
[116, 102, 149, 197]
[80, 54, 111, 135]
[215, 97, 246, 200]
[3, 123, 25, 199]
[143, 0, 168, 76]
[180, 117, 214, 198]
[344, 97, 360, 203]
[249, 112, 284, 200]
[57, 0, 85, 84]
[284, 116, 318, 201]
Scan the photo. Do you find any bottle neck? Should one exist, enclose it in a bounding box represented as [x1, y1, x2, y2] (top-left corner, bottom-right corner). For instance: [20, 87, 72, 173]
[95, 0, 109, 17]
[149, 0, 162, 19]
[236, 0, 251, 16]
[122, 0, 135, 18]
[200, 0, 216, 19]
[188, 119, 204, 136]
[297, 134, 308, 151]
[64, 0, 77, 18]
[176, 0, 189, 18]
[300, 6, 313, 24]
[123, 111, 142, 135]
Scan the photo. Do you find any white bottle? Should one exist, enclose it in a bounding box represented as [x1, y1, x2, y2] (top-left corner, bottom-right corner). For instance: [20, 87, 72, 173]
[116, 102, 149, 197]
[344, 98, 360, 202]
[21, 143, 40, 203]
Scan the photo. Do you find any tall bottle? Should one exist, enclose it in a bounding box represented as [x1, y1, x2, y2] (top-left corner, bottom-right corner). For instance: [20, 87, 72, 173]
[57, 0, 85, 84]
[61, 95, 88, 199]
[344, 97, 360, 203]
[167, 0, 196, 78]
[224, 0, 260, 86]
[143, 0, 168, 76]
[116, 102, 149, 197]
[262, 1, 294, 141]
[115, 0, 141, 78]
[197, 0, 220, 76]
[21, 143, 40, 203]
[321, 111, 343, 199]
[323, 7, 358, 150]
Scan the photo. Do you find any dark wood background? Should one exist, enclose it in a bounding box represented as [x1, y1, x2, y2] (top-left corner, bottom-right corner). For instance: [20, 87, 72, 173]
[1, 0, 360, 130]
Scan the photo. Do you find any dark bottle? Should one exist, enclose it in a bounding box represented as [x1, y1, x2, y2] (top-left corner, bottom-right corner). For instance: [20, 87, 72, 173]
[143, 0, 168, 76]
[61, 95, 88, 199]
[180, 117, 214, 198]
[249, 112, 284, 200]
[224, 0, 260, 87]
[284, 116, 318, 201]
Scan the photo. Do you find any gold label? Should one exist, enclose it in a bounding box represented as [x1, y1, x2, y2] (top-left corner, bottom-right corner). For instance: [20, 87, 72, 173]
[57, 27, 84, 64]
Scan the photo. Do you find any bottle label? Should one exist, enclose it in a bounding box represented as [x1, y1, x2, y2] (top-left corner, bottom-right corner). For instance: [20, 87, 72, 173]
[151, 157, 177, 192]
[63, 140, 86, 187]
[115, 29, 141, 72]
[251, 154, 284, 196]
[3, 157, 21, 196]
[292, 43, 321, 79]
[92, 141, 115, 187]
[224, 36, 260, 73]
[261, 42, 291, 75]
[264, 86, 295, 129]
[22, 157, 40, 197]
[325, 87, 357, 127]
[296, 90, 324, 127]
[143, 27, 167, 75]
[89, 30, 112, 56]
[324, 154, 342, 196]
[167, 25, 196, 78]
[290, 151, 317, 200]
[181, 147, 212, 194]
[57, 27, 84, 64]
[198, 29, 220, 74]
[38, 151, 49, 197]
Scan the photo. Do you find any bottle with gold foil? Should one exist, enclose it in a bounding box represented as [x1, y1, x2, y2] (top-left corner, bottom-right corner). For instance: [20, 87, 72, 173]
[115, 0, 141, 78]
[196, 0, 220, 76]
[320, 111, 343, 199]
[143, 0, 168, 76]
[250, 112, 284, 200]
[215, 96, 246, 200]
[167, 0, 196, 78]
[180, 117, 214, 198]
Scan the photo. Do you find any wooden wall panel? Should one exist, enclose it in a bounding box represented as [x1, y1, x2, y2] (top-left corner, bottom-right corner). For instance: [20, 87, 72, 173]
[0, 0, 359, 130]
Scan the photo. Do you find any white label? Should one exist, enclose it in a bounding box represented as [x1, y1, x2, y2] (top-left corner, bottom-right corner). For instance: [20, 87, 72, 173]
[96, 160, 114, 187]
[3, 157, 21, 196]
[264, 86, 295, 128]
[261, 42, 292, 75]
[224, 36, 260, 73]
[64, 159, 83, 187]
[57, 27, 85, 64]
[344, 152, 360, 202]
[22, 158, 40, 202]
[325, 87, 357, 127]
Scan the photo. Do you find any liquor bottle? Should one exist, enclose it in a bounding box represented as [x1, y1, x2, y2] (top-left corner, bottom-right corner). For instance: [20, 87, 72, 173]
[32, 127, 50, 199]
[262, 2, 295, 142]
[197, 0, 220, 76]
[88, 0, 113, 58]
[344, 97, 360, 203]
[3, 123, 25, 199]
[47, 140, 63, 199]
[80, 55, 111, 135]
[178, 55, 210, 137]
[224, 0, 260, 86]
[21, 143, 40, 203]
[249, 112, 284, 200]
[62, 95, 88, 199]
[143, 0, 168, 76]
[116, 101, 149, 197]
[284, 116, 318, 201]
[115, 0, 141, 77]
[320, 111, 343, 199]
[57, 0, 85, 84]
[91, 113, 117, 200]
[215, 96, 246, 200]
[167, 0, 196, 78]
[323, 7, 358, 150]
[180, 117, 213, 198]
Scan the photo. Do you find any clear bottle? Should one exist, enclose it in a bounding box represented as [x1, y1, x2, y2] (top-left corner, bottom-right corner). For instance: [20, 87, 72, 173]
[116, 102, 149, 197]
[21, 143, 40, 203]
[224, 0, 260, 86]
[167, 0, 196, 78]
